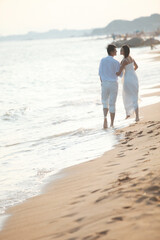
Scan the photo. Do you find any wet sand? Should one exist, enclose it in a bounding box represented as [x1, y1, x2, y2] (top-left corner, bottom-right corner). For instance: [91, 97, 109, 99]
[153, 56, 160, 61]
[0, 97, 160, 240]
[149, 50, 160, 61]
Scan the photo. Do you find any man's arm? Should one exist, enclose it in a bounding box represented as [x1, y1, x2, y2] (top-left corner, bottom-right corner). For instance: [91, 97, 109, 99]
[99, 59, 102, 82]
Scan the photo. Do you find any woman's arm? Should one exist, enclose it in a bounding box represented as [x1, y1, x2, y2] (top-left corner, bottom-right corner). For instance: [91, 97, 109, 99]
[116, 59, 127, 76]
[133, 59, 138, 71]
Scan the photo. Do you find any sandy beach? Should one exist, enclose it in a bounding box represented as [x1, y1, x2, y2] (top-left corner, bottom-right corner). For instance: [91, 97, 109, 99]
[149, 50, 160, 61]
[0, 92, 160, 240]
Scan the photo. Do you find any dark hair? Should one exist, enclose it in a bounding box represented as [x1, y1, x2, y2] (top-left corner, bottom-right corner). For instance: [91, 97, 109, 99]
[122, 45, 130, 58]
[107, 44, 116, 55]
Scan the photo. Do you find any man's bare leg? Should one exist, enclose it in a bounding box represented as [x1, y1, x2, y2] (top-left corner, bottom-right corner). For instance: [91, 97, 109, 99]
[135, 107, 139, 122]
[125, 115, 130, 119]
[103, 108, 108, 129]
[110, 112, 115, 127]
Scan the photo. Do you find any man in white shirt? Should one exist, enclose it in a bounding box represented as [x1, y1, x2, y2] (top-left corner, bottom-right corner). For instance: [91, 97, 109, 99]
[99, 44, 121, 128]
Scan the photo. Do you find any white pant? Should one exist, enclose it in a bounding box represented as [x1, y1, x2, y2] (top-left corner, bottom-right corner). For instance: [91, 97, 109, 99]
[101, 81, 118, 113]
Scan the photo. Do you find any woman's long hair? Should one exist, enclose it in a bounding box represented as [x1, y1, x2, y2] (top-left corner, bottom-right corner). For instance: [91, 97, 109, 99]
[122, 45, 130, 58]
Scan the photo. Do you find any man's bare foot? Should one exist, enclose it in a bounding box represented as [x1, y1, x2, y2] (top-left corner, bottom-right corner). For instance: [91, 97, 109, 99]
[135, 118, 140, 122]
[103, 118, 108, 129]
[125, 115, 130, 119]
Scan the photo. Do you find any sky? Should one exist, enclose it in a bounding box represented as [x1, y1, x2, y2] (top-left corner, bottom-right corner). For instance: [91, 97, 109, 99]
[0, 0, 160, 36]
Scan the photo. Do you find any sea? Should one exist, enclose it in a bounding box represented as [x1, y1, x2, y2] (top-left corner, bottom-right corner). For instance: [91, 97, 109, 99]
[0, 36, 160, 229]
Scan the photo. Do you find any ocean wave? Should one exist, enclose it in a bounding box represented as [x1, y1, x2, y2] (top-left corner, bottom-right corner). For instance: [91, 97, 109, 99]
[52, 119, 71, 125]
[31, 128, 94, 145]
[1, 107, 28, 121]
[32, 128, 94, 147]
[1, 128, 94, 150]
[58, 100, 93, 108]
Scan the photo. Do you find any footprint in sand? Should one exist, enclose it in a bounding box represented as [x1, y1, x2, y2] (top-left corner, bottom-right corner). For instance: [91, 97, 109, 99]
[149, 196, 159, 202]
[145, 185, 160, 192]
[125, 131, 134, 136]
[147, 130, 153, 134]
[118, 173, 131, 182]
[136, 157, 146, 161]
[117, 152, 124, 155]
[63, 213, 77, 218]
[155, 132, 160, 136]
[77, 194, 86, 198]
[146, 172, 154, 177]
[67, 238, 78, 240]
[123, 206, 131, 209]
[126, 144, 133, 147]
[71, 201, 80, 205]
[112, 216, 123, 221]
[116, 153, 125, 158]
[142, 168, 148, 171]
[107, 163, 120, 167]
[150, 147, 157, 150]
[82, 235, 99, 240]
[131, 183, 138, 187]
[147, 123, 157, 128]
[131, 165, 138, 169]
[138, 130, 143, 134]
[125, 137, 133, 142]
[143, 159, 150, 162]
[83, 230, 109, 240]
[71, 194, 87, 205]
[136, 195, 148, 203]
[90, 189, 100, 194]
[97, 230, 109, 236]
[75, 217, 85, 223]
[143, 152, 149, 156]
[95, 195, 108, 203]
[137, 134, 144, 138]
[101, 187, 112, 193]
[69, 226, 81, 234]
[125, 137, 130, 140]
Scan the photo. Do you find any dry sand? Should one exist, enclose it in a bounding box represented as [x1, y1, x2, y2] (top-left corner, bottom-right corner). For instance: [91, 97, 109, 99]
[141, 86, 160, 98]
[0, 97, 160, 240]
[142, 92, 160, 97]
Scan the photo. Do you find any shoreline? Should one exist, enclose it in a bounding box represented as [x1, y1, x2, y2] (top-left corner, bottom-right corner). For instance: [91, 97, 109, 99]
[0, 92, 160, 239]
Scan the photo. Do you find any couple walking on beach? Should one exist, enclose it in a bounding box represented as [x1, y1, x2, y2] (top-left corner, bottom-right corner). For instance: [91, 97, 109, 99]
[99, 44, 139, 129]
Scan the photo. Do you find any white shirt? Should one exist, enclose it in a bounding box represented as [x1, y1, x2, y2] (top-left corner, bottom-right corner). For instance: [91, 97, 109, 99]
[99, 56, 121, 82]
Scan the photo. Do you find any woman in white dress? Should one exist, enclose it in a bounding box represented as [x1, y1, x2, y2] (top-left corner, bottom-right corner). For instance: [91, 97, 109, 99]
[116, 45, 139, 122]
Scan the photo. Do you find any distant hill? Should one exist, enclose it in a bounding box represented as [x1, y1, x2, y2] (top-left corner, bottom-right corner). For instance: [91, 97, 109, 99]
[0, 29, 92, 41]
[91, 14, 160, 35]
[0, 13, 160, 41]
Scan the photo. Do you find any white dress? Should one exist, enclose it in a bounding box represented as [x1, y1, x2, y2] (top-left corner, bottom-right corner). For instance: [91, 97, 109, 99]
[123, 62, 139, 115]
